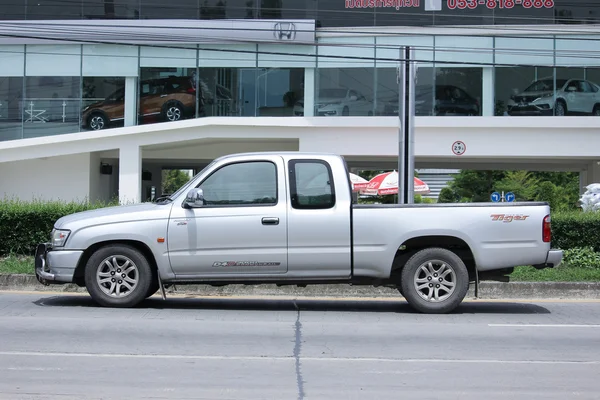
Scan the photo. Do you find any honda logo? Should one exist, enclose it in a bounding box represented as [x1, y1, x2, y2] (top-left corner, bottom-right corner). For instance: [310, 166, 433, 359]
[273, 22, 296, 41]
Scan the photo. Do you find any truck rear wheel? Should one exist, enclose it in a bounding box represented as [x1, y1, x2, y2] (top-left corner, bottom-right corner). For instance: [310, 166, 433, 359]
[84, 244, 152, 308]
[400, 247, 469, 314]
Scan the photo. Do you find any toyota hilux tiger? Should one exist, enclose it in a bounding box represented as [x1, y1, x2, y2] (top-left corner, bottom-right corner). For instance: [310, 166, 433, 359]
[34, 152, 562, 314]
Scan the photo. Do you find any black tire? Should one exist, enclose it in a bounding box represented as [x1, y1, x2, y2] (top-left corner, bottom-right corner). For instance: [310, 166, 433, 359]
[84, 244, 152, 308]
[593, 105, 600, 116]
[555, 100, 567, 116]
[342, 106, 349, 116]
[400, 247, 469, 314]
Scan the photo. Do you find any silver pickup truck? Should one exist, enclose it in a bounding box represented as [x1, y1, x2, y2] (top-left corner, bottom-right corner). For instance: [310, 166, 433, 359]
[34, 151, 562, 313]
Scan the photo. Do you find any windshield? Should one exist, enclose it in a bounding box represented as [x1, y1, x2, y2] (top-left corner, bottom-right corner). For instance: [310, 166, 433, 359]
[319, 89, 348, 98]
[523, 79, 568, 92]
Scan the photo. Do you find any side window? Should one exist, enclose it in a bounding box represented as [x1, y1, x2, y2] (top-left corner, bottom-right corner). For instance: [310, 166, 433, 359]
[289, 160, 336, 210]
[198, 161, 277, 206]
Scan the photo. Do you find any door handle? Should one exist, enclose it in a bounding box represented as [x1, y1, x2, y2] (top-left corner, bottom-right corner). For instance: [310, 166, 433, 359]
[262, 217, 279, 225]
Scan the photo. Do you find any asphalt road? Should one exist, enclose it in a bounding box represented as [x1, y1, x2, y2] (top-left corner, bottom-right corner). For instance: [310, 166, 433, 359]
[1, 292, 600, 400]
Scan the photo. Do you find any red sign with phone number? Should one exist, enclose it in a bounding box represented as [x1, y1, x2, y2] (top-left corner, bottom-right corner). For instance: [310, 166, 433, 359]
[447, 0, 554, 9]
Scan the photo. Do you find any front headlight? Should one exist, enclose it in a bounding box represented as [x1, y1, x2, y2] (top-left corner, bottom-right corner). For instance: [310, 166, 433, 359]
[51, 229, 70, 247]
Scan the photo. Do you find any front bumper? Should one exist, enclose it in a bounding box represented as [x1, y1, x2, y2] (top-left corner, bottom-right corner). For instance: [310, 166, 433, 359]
[34, 243, 83, 285]
[532, 249, 563, 269]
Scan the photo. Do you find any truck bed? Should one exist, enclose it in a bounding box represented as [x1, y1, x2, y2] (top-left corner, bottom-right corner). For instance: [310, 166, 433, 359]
[351, 201, 551, 278]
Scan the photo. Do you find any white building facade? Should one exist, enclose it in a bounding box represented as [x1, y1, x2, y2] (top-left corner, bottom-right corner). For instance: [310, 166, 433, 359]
[2, 8, 600, 202]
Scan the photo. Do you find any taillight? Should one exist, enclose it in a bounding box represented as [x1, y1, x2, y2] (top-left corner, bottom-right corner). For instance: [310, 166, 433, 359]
[187, 87, 196, 94]
[542, 214, 551, 243]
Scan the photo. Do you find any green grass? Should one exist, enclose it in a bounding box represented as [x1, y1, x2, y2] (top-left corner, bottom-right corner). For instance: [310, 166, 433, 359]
[0, 255, 34, 274]
[1, 255, 600, 282]
[509, 266, 600, 282]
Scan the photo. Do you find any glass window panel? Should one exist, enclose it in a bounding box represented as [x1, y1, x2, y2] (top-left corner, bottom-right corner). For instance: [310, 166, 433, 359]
[81, 77, 126, 131]
[375, 67, 435, 116]
[0, 77, 24, 142]
[0, 45, 25, 77]
[4, 1, 26, 19]
[262, 0, 317, 20]
[317, 0, 375, 27]
[257, 45, 316, 69]
[26, 0, 81, 19]
[375, 36, 435, 68]
[496, 66, 561, 116]
[198, 44, 256, 68]
[198, 161, 277, 206]
[432, 1, 493, 26]
[197, 67, 242, 117]
[494, 37, 554, 66]
[375, 6, 433, 26]
[554, 68, 599, 116]
[256, 68, 303, 116]
[25, 45, 81, 77]
[555, 36, 600, 67]
[198, 0, 229, 18]
[22, 76, 81, 139]
[141, 0, 199, 18]
[434, 67, 481, 116]
[493, 1, 554, 26]
[83, 44, 139, 77]
[83, 0, 140, 19]
[434, 36, 493, 66]
[290, 160, 335, 209]
[137, 67, 198, 126]
[554, 0, 600, 24]
[317, 37, 375, 68]
[140, 46, 197, 68]
[316, 67, 375, 116]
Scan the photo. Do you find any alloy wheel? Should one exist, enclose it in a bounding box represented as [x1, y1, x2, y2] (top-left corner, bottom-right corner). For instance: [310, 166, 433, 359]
[167, 106, 182, 121]
[413, 260, 457, 303]
[90, 116, 105, 130]
[96, 255, 139, 297]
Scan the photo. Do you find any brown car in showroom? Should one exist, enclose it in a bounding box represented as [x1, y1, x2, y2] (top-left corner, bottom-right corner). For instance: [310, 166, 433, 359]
[82, 76, 198, 130]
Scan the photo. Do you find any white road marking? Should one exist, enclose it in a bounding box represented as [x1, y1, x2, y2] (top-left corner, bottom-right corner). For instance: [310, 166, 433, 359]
[0, 351, 598, 365]
[4, 367, 63, 371]
[489, 324, 600, 328]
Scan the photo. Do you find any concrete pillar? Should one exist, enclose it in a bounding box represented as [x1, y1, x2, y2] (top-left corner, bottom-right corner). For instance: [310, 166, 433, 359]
[581, 161, 600, 192]
[482, 67, 494, 116]
[124, 77, 137, 127]
[303, 68, 315, 117]
[119, 144, 141, 204]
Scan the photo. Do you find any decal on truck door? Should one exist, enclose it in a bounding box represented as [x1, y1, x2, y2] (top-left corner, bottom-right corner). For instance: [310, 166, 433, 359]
[212, 261, 282, 267]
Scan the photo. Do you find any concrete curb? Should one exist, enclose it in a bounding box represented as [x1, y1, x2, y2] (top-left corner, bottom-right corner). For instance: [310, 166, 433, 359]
[1, 274, 600, 299]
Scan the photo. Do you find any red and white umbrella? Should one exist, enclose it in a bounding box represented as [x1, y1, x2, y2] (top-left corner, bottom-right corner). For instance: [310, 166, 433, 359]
[360, 171, 430, 196]
[349, 172, 369, 192]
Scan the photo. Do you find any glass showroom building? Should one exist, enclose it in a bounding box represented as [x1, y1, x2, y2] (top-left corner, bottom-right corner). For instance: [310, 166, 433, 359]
[2, 0, 600, 143]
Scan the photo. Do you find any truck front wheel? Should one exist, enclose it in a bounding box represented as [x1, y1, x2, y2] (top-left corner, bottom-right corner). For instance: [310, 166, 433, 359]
[84, 244, 152, 308]
[400, 247, 469, 314]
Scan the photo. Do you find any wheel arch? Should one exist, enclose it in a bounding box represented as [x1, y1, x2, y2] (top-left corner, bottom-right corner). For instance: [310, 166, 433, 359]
[73, 239, 158, 286]
[390, 235, 476, 282]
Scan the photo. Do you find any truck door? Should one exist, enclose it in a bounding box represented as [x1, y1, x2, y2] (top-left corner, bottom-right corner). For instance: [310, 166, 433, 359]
[167, 155, 288, 277]
[286, 158, 352, 278]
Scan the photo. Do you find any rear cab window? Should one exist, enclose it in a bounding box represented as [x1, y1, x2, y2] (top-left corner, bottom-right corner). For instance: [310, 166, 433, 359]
[288, 159, 336, 209]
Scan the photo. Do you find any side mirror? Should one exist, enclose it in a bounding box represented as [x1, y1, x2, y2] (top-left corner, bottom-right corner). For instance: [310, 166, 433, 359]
[349, 95, 358, 101]
[567, 86, 577, 92]
[183, 188, 205, 208]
